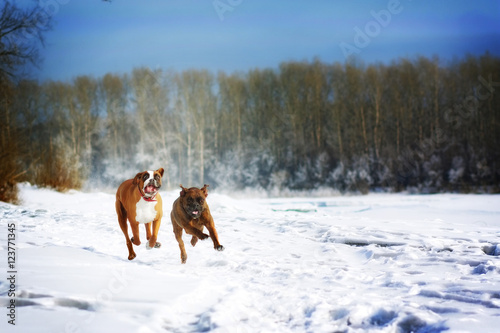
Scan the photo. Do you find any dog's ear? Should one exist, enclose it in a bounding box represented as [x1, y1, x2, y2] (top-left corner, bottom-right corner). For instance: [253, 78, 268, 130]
[201, 184, 209, 197]
[157, 168, 164, 177]
[133, 172, 144, 185]
[180, 184, 188, 197]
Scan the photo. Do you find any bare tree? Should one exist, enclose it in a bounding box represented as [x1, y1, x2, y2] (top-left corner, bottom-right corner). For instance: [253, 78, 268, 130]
[73, 76, 99, 180]
[101, 73, 128, 162]
[0, 1, 51, 79]
[0, 1, 51, 202]
[174, 70, 216, 185]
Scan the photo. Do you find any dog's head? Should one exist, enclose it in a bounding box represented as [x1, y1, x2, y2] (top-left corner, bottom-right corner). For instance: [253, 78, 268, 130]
[134, 168, 164, 199]
[179, 184, 209, 219]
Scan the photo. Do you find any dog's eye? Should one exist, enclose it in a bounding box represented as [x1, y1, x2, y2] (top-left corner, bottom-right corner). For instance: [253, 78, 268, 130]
[142, 174, 149, 181]
[154, 175, 160, 181]
[198, 198, 204, 204]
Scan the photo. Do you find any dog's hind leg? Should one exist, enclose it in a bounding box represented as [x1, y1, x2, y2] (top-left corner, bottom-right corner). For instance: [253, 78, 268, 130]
[190, 225, 204, 247]
[116, 200, 136, 260]
[172, 222, 187, 264]
[190, 236, 198, 247]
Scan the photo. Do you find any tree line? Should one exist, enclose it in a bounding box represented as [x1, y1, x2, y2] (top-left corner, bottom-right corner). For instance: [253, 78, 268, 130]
[1, 53, 499, 201]
[0, 0, 52, 202]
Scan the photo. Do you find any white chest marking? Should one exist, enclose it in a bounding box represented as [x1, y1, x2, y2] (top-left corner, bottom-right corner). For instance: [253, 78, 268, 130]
[135, 199, 157, 224]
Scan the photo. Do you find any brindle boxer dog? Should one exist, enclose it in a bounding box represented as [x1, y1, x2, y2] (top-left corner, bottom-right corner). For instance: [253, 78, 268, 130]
[170, 184, 224, 264]
[115, 168, 164, 260]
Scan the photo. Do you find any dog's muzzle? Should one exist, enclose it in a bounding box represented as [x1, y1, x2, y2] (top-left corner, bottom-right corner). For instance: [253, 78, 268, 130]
[187, 204, 202, 218]
[143, 179, 160, 198]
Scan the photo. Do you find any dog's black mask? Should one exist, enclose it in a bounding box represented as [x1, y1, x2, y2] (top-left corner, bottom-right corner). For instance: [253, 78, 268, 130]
[180, 185, 209, 219]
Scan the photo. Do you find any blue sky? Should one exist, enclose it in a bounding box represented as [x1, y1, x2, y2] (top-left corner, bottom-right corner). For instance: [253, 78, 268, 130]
[30, 0, 500, 82]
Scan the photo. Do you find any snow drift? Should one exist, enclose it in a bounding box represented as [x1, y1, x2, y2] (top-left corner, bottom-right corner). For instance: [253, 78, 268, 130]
[1, 184, 499, 332]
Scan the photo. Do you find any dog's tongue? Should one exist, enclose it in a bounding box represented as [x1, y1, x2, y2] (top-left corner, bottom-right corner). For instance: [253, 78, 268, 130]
[145, 185, 156, 193]
[192, 210, 199, 216]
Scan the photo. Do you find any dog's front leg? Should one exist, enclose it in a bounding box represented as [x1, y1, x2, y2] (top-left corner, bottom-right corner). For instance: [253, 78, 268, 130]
[206, 222, 224, 251]
[145, 222, 152, 240]
[147, 218, 162, 249]
[130, 221, 141, 246]
[183, 223, 209, 240]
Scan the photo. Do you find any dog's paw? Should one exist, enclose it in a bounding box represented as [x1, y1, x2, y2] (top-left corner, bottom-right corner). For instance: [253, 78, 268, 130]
[146, 242, 161, 250]
[215, 245, 225, 251]
[128, 252, 136, 260]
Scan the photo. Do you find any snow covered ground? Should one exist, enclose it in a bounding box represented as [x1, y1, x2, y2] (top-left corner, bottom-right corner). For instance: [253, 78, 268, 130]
[1, 184, 500, 332]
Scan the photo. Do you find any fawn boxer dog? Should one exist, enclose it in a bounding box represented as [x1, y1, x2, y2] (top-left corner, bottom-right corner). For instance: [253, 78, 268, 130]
[170, 184, 224, 263]
[115, 168, 164, 260]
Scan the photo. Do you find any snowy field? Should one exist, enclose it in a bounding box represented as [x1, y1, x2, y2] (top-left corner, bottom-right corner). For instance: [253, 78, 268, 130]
[1, 184, 500, 333]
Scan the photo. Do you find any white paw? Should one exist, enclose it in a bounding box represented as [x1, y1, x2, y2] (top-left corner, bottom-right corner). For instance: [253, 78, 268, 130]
[146, 242, 161, 250]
